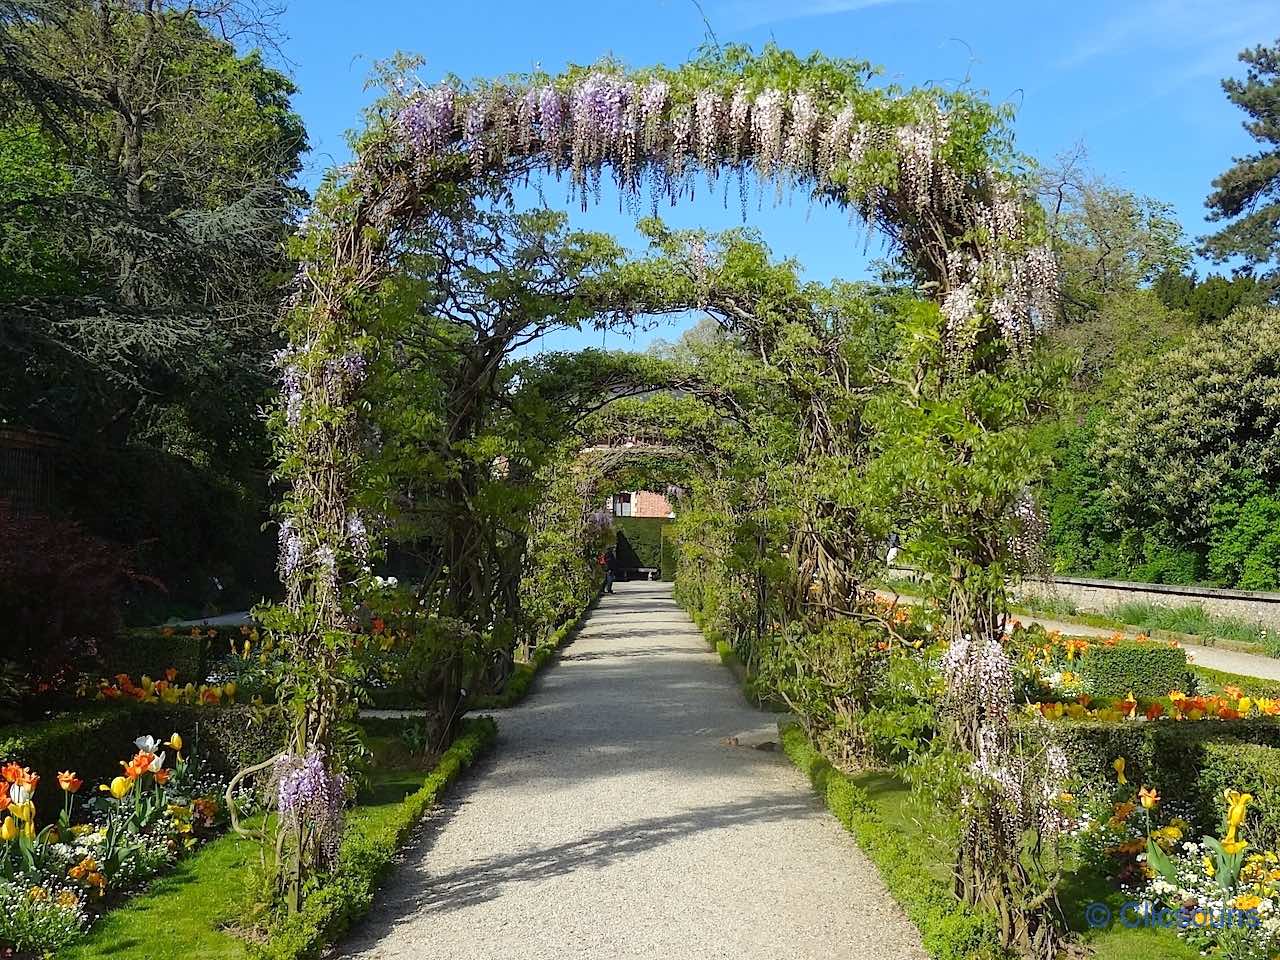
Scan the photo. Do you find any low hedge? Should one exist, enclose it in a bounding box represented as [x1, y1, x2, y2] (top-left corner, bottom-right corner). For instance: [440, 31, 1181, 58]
[1193, 665, 1280, 699]
[1052, 717, 1280, 813]
[1079, 641, 1190, 698]
[252, 716, 498, 960]
[1195, 742, 1280, 850]
[779, 721, 1007, 960]
[0, 701, 288, 819]
[97, 624, 246, 681]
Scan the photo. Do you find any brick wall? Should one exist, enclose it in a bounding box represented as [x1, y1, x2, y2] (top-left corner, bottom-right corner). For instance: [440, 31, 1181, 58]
[632, 490, 673, 518]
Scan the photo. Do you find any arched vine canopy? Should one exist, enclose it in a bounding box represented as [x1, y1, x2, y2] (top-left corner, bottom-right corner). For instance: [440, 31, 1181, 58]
[259, 43, 1065, 952]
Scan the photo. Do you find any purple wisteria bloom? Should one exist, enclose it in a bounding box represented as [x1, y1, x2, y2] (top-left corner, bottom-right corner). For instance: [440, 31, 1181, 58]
[400, 85, 456, 153]
[277, 519, 304, 580]
[275, 751, 348, 866]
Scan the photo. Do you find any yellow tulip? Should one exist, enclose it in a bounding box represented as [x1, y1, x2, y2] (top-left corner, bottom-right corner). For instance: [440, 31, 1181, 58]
[0, 817, 16, 842]
[1112, 757, 1128, 785]
[1224, 789, 1252, 845]
[8, 801, 33, 822]
[166, 732, 183, 751]
[108, 776, 132, 800]
[1223, 839, 1249, 856]
[1238, 697, 1253, 715]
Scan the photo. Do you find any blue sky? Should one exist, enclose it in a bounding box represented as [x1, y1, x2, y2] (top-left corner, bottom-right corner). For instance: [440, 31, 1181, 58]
[277, 0, 1273, 350]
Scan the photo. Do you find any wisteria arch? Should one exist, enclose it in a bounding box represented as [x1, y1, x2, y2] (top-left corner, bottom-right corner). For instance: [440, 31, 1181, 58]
[267, 44, 1061, 953]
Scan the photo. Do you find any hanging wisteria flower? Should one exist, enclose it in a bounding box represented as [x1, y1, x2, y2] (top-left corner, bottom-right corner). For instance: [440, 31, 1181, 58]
[400, 85, 456, 153]
[539, 86, 567, 165]
[694, 88, 723, 171]
[277, 519, 304, 580]
[463, 99, 489, 173]
[751, 88, 785, 176]
[312, 545, 337, 575]
[274, 752, 348, 867]
[346, 513, 370, 562]
[323, 352, 368, 398]
[639, 79, 669, 153]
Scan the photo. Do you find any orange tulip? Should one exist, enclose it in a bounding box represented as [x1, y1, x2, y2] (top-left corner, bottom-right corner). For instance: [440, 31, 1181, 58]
[122, 752, 154, 780]
[57, 771, 83, 794]
[1139, 786, 1160, 810]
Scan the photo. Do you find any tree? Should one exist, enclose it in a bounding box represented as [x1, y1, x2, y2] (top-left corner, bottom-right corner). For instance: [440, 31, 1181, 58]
[1037, 150, 1190, 324]
[0, 0, 306, 456]
[1153, 269, 1266, 323]
[1097, 305, 1280, 541]
[1203, 38, 1280, 289]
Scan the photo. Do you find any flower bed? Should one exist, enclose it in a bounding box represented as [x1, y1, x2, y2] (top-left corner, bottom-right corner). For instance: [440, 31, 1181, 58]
[0, 729, 247, 955]
[0, 703, 287, 827]
[1073, 757, 1280, 958]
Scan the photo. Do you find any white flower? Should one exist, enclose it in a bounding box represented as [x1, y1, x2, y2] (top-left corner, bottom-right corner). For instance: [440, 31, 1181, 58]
[135, 735, 161, 753]
[149, 752, 166, 773]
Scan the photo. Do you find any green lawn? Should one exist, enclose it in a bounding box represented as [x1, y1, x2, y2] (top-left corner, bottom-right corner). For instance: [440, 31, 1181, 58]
[59, 828, 255, 960]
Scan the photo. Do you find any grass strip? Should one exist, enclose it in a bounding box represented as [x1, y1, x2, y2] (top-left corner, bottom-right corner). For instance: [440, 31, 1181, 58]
[63, 717, 498, 960]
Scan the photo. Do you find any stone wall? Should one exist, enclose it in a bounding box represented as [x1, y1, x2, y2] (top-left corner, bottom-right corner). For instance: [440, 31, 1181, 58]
[1016, 576, 1280, 628]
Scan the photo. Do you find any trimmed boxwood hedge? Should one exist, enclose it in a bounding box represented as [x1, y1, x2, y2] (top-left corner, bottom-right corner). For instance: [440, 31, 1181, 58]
[1079, 641, 1191, 698]
[1196, 742, 1280, 850]
[613, 516, 677, 581]
[0, 702, 288, 820]
[1052, 717, 1280, 845]
[96, 624, 246, 681]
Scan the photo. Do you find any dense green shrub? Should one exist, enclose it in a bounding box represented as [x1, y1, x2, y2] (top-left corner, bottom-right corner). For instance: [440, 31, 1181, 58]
[253, 717, 498, 960]
[613, 516, 677, 580]
[1207, 475, 1280, 590]
[96, 624, 246, 681]
[0, 702, 288, 819]
[1051, 718, 1280, 804]
[779, 722, 1007, 960]
[1078, 641, 1190, 697]
[1195, 742, 1280, 851]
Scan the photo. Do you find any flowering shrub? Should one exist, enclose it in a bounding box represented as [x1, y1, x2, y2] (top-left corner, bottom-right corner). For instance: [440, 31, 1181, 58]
[0, 731, 246, 955]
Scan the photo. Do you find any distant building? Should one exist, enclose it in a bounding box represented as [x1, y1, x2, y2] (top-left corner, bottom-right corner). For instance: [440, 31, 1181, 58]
[606, 490, 674, 518]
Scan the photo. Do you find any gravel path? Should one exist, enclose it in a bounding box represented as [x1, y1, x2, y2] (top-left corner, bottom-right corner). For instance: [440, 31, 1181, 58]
[341, 581, 926, 960]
